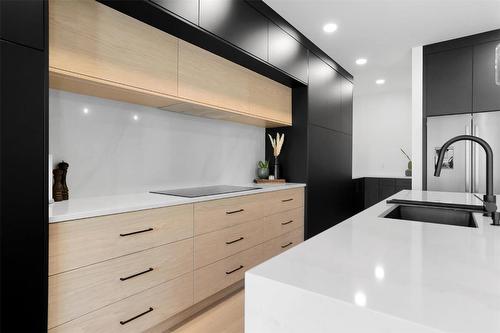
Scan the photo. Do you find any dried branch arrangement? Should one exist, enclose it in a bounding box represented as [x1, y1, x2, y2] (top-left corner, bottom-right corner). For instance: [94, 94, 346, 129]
[268, 133, 285, 157]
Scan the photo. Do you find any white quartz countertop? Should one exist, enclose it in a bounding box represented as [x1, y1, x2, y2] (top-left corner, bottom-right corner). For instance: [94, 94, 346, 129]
[49, 183, 306, 223]
[246, 190, 500, 333]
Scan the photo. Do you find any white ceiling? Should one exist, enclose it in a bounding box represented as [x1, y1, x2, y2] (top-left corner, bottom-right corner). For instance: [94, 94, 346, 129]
[264, 0, 500, 92]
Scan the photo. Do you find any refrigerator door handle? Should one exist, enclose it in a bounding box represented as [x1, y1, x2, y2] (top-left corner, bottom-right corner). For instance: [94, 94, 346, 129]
[465, 124, 471, 193]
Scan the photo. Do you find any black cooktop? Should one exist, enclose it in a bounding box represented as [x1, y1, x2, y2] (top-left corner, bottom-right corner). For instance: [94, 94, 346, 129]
[150, 185, 260, 198]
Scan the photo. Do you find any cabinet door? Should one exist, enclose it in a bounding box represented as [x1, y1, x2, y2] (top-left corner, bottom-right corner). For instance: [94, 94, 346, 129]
[473, 40, 500, 113]
[268, 22, 308, 83]
[150, 0, 199, 24]
[307, 125, 352, 238]
[364, 178, 379, 208]
[0, 40, 47, 332]
[341, 77, 353, 135]
[0, 0, 44, 49]
[308, 53, 342, 131]
[199, 0, 268, 61]
[425, 47, 473, 116]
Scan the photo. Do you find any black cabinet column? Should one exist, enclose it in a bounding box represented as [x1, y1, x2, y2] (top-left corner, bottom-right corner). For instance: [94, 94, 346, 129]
[0, 1, 48, 331]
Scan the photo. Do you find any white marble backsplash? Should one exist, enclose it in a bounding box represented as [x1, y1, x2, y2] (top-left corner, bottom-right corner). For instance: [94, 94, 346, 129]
[49, 89, 265, 199]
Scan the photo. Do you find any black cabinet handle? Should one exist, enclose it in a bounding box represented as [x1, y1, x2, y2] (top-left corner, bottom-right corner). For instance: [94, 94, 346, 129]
[120, 307, 153, 325]
[226, 237, 244, 245]
[281, 220, 293, 225]
[281, 198, 293, 202]
[281, 242, 293, 248]
[226, 209, 244, 215]
[120, 227, 153, 237]
[226, 265, 244, 275]
[120, 267, 154, 281]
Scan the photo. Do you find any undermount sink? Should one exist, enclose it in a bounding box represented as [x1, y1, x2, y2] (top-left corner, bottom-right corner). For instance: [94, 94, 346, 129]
[382, 204, 477, 228]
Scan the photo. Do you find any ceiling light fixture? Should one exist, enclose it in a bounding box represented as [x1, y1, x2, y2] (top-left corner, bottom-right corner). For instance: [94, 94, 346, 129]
[376, 79, 386, 85]
[323, 23, 338, 33]
[355, 58, 367, 65]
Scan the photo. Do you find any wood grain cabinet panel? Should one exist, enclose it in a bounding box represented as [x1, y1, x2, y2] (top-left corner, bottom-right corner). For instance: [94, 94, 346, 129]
[49, 204, 193, 275]
[49, 0, 178, 97]
[178, 40, 291, 125]
[48, 239, 193, 329]
[49, 273, 193, 333]
[193, 193, 267, 235]
[263, 188, 305, 215]
[264, 207, 304, 238]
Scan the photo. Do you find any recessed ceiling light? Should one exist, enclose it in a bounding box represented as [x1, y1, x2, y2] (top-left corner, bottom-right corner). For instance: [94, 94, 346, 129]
[355, 58, 367, 65]
[323, 23, 338, 33]
[376, 79, 386, 85]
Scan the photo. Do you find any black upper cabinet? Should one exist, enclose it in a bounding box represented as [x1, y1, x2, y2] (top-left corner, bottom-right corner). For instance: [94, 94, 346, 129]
[0, 0, 44, 49]
[199, 0, 268, 61]
[268, 22, 308, 83]
[308, 52, 343, 131]
[150, 0, 199, 24]
[473, 40, 500, 113]
[341, 78, 353, 135]
[425, 47, 473, 116]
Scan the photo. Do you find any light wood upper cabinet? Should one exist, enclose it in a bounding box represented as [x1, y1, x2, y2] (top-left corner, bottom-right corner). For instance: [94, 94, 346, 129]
[48, 0, 292, 127]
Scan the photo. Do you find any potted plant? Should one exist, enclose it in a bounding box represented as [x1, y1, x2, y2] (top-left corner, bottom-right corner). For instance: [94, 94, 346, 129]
[400, 148, 412, 176]
[257, 160, 269, 179]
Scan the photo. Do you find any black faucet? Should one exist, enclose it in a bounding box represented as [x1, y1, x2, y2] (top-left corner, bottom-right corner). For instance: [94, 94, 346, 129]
[434, 135, 500, 226]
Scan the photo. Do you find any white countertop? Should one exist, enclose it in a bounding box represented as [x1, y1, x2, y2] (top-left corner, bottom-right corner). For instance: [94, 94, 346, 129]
[49, 183, 306, 223]
[246, 190, 500, 333]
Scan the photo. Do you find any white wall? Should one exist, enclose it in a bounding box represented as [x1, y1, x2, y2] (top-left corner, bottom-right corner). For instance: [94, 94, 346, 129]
[352, 87, 412, 179]
[49, 90, 265, 199]
[411, 46, 423, 190]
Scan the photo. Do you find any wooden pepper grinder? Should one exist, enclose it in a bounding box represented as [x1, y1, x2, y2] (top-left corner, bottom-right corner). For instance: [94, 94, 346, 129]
[53, 168, 64, 202]
[58, 161, 69, 200]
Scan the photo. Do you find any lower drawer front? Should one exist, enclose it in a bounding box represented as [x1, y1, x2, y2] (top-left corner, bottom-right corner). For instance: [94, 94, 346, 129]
[49, 204, 193, 275]
[49, 273, 193, 333]
[194, 218, 268, 269]
[48, 239, 193, 329]
[265, 207, 304, 240]
[264, 188, 304, 215]
[193, 227, 304, 303]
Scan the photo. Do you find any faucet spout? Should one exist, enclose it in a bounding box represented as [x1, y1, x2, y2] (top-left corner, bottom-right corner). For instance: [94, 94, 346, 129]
[434, 135, 499, 225]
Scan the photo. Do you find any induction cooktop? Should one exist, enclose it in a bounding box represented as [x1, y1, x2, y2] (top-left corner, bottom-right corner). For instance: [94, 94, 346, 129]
[150, 185, 260, 198]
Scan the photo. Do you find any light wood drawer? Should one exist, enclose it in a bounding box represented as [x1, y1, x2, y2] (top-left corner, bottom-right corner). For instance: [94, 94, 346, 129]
[49, 204, 193, 275]
[49, 273, 193, 333]
[261, 227, 304, 261]
[194, 218, 268, 269]
[194, 194, 266, 235]
[48, 239, 193, 329]
[194, 243, 263, 303]
[264, 188, 304, 215]
[265, 207, 304, 240]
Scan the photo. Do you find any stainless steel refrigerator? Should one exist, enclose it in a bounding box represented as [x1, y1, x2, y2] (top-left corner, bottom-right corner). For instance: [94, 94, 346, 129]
[427, 111, 500, 194]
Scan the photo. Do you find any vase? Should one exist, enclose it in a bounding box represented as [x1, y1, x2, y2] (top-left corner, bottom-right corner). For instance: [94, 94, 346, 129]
[274, 156, 280, 179]
[257, 168, 269, 179]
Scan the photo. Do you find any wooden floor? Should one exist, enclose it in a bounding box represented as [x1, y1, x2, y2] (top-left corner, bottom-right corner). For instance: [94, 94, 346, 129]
[170, 290, 244, 333]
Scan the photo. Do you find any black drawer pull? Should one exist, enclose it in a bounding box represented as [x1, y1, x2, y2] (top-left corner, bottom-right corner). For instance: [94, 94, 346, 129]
[226, 265, 244, 275]
[120, 307, 153, 325]
[226, 209, 244, 215]
[120, 267, 154, 281]
[226, 237, 244, 245]
[281, 220, 294, 225]
[282, 198, 293, 202]
[120, 227, 153, 237]
[281, 242, 293, 248]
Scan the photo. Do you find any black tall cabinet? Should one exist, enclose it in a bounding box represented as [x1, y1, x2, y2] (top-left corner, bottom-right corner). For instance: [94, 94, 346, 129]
[268, 52, 353, 239]
[0, 0, 48, 331]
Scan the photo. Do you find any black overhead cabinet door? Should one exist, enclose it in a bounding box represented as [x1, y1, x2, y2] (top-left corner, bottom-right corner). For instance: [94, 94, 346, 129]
[425, 47, 473, 116]
[0, 0, 45, 49]
[341, 78, 353, 135]
[199, 0, 268, 61]
[473, 40, 500, 113]
[268, 21, 308, 83]
[150, 0, 199, 24]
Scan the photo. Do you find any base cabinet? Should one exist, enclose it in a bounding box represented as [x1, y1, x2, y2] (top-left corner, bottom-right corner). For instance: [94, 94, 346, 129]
[48, 188, 304, 332]
[353, 177, 412, 212]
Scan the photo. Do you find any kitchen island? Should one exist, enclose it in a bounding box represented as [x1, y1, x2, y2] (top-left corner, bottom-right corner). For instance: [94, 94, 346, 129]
[245, 190, 500, 333]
